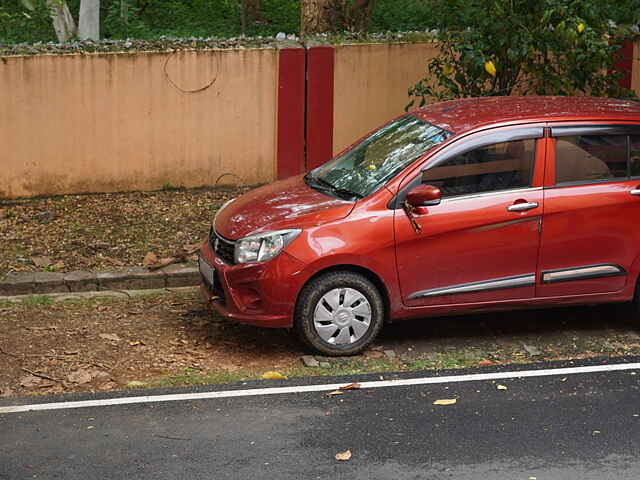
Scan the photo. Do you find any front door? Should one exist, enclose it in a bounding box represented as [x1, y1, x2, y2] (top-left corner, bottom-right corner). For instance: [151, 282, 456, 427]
[537, 125, 640, 297]
[395, 127, 545, 307]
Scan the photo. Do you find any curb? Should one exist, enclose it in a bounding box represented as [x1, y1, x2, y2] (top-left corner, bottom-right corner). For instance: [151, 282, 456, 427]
[0, 286, 199, 303]
[0, 264, 199, 297]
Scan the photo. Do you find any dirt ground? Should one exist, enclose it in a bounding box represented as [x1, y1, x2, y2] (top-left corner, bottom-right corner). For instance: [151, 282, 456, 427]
[2, 291, 640, 398]
[0, 186, 251, 275]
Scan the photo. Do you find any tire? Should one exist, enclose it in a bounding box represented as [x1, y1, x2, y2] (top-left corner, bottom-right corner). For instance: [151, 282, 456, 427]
[294, 271, 384, 356]
[633, 278, 640, 320]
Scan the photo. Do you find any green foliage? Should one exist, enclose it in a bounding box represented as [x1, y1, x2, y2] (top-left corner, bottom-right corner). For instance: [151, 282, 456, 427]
[103, 0, 153, 39]
[0, 0, 439, 44]
[408, 0, 639, 108]
[21, 295, 54, 307]
[0, 0, 57, 43]
[371, 0, 437, 32]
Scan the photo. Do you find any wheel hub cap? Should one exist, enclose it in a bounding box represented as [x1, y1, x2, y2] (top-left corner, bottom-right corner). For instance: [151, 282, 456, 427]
[313, 287, 372, 345]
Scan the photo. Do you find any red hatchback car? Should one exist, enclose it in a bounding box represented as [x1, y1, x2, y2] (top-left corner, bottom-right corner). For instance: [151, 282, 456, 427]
[199, 96, 640, 356]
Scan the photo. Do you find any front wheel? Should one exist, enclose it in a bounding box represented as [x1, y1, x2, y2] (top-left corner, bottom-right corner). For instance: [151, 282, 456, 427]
[294, 271, 384, 356]
[634, 278, 640, 321]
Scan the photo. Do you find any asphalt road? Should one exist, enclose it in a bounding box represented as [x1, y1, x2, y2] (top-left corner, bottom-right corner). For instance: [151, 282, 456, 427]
[2, 358, 640, 480]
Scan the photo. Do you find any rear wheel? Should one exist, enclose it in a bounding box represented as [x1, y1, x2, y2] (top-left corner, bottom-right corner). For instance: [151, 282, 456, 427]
[294, 271, 384, 356]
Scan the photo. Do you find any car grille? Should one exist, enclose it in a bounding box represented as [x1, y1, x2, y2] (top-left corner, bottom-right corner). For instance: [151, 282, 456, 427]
[209, 230, 236, 265]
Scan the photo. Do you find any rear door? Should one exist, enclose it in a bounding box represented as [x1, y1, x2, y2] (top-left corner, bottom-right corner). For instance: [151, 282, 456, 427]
[537, 124, 640, 297]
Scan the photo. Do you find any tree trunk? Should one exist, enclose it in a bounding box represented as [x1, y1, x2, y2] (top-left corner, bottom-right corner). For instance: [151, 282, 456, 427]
[245, 0, 262, 21]
[300, 0, 332, 37]
[22, 0, 76, 42]
[46, 0, 76, 42]
[78, 0, 100, 40]
[349, 0, 375, 32]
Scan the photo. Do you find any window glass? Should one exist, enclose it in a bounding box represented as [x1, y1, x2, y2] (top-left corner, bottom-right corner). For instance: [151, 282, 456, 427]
[555, 135, 627, 184]
[630, 135, 640, 177]
[311, 115, 452, 198]
[421, 139, 535, 198]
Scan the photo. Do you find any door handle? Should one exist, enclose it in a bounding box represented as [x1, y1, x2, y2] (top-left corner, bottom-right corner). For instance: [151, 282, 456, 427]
[631, 188, 640, 196]
[507, 202, 539, 212]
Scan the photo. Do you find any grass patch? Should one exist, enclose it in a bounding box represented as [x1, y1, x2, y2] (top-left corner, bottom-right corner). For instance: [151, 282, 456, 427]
[21, 295, 54, 308]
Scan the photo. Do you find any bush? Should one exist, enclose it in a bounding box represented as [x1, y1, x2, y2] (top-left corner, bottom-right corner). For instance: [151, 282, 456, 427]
[0, 0, 57, 43]
[408, 0, 640, 107]
[371, 0, 437, 32]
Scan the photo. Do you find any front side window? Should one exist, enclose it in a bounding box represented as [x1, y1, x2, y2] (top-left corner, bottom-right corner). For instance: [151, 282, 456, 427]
[421, 139, 535, 198]
[555, 135, 628, 185]
[307, 115, 452, 199]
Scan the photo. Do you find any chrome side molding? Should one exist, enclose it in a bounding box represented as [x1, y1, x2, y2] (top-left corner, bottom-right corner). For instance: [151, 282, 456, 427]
[541, 264, 626, 284]
[408, 273, 535, 300]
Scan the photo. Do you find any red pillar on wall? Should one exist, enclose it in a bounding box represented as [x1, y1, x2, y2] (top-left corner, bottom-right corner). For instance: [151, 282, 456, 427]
[277, 48, 306, 179]
[305, 46, 335, 171]
[614, 39, 634, 91]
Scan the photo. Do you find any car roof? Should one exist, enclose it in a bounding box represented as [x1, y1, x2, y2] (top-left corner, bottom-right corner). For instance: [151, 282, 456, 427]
[412, 96, 640, 135]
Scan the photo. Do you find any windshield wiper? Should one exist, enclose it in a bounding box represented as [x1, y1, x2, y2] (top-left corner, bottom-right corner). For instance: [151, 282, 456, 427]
[305, 174, 361, 200]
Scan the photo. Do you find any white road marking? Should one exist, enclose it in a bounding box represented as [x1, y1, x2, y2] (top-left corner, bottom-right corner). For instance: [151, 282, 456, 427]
[2, 362, 639, 414]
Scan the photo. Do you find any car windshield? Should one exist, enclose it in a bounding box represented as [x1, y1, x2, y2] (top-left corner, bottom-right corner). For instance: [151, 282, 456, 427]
[306, 115, 452, 199]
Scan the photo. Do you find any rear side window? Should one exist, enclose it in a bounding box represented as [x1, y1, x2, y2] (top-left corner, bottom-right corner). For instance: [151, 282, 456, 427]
[555, 135, 627, 184]
[422, 139, 535, 197]
[630, 135, 640, 178]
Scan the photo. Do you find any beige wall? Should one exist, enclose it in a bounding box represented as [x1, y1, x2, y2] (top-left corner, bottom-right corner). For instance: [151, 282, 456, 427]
[332, 42, 440, 155]
[0, 49, 278, 198]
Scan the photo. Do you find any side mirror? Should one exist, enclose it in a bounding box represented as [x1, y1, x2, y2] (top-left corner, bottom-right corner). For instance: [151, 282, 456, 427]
[406, 184, 442, 207]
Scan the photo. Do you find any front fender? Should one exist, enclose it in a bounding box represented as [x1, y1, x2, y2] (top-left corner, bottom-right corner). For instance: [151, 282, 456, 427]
[627, 253, 640, 298]
[293, 252, 403, 317]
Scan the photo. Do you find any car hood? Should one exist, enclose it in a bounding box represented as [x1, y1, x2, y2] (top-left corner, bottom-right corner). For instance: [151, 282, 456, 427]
[214, 175, 356, 240]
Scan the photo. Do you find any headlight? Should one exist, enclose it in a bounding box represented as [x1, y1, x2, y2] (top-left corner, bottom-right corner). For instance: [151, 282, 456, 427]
[235, 229, 302, 264]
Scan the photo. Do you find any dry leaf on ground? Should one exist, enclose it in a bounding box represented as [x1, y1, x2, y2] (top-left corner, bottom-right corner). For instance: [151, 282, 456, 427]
[103, 256, 125, 266]
[339, 383, 361, 391]
[497, 384, 508, 390]
[477, 359, 493, 366]
[327, 390, 344, 397]
[433, 398, 457, 406]
[0, 387, 15, 397]
[68, 369, 93, 384]
[262, 371, 287, 380]
[183, 243, 200, 254]
[31, 256, 52, 267]
[143, 252, 158, 266]
[20, 375, 43, 388]
[149, 257, 175, 270]
[335, 450, 352, 461]
[365, 351, 385, 359]
[99, 381, 118, 391]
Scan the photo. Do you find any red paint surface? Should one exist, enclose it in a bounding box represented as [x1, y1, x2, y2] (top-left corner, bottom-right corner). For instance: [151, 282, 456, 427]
[202, 97, 640, 329]
[613, 39, 634, 90]
[277, 48, 306, 179]
[394, 134, 546, 308]
[215, 174, 354, 240]
[412, 96, 640, 135]
[306, 46, 335, 170]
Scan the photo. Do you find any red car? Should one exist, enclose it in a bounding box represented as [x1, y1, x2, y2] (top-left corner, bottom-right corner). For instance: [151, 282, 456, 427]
[200, 96, 640, 356]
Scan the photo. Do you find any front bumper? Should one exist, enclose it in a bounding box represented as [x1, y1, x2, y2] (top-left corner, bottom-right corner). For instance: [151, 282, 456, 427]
[198, 239, 306, 328]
